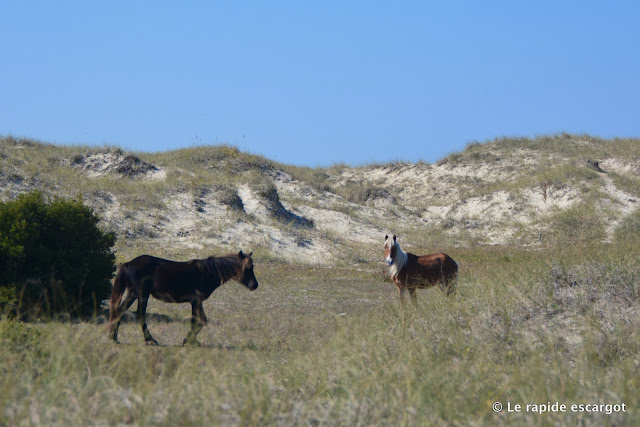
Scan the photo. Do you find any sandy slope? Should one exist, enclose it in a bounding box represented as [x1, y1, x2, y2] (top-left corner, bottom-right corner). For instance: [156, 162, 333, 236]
[1, 137, 638, 264]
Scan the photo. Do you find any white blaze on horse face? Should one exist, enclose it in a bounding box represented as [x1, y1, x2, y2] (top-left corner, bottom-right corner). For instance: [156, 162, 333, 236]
[384, 236, 395, 265]
[386, 248, 394, 266]
[385, 236, 407, 278]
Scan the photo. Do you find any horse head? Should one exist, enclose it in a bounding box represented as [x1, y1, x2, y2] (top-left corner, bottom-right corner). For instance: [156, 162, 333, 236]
[238, 251, 259, 291]
[384, 234, 397, 266]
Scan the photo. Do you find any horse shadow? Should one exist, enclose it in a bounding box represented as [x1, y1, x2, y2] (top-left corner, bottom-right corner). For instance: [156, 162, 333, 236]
[119, 311, 174, 324]
[114, 339, 267, 351]
[97, 309, 174, 324]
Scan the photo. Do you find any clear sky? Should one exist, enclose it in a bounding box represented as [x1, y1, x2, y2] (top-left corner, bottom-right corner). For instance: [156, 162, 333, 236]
[1, 1, 638, 166]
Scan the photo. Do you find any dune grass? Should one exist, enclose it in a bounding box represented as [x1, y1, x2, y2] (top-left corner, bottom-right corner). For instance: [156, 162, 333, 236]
[2, 134, 639, 424]
[1, 241, 639, 426]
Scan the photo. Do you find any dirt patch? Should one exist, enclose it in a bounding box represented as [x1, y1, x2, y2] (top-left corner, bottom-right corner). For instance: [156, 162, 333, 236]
[238, 184, 313, 229]
[601, 157, 640, 176]
[519, 262, 640, 358]
[71, 152, 163, 178]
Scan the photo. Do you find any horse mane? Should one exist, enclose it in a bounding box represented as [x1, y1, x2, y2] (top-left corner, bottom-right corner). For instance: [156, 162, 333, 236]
[389, 240, 408, 279]
[210, 254, 243, 283]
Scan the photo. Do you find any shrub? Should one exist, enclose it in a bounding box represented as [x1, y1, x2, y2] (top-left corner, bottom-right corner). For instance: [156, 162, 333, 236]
[0, 191, 116, 318]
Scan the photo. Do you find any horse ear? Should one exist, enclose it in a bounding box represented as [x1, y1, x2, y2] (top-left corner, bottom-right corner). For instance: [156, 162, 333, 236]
[384, 234, 388, 241]
[238, 250, 244, 258]
[248, 251, 253, 257]
[393, 235, 396, 242]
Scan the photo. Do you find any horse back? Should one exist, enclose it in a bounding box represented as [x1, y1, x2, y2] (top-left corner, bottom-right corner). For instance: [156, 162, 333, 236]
[121, 255, 218, 302]
[403, 252, 458, 287]
[125, 254, 171, 274]
[415, 253, 457, 270]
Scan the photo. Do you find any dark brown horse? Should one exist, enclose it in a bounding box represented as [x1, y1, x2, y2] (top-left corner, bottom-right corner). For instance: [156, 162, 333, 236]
[384, 234, 458, 304]
[108, 251, 258, 345]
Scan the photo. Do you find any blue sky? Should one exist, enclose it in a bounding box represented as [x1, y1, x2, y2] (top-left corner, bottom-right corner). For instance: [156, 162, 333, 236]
[1, 1, 638, 166]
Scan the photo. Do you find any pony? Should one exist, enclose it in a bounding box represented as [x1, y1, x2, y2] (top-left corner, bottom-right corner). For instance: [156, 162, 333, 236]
[384, 234, 458, 303]
[107, 251, 258, 345]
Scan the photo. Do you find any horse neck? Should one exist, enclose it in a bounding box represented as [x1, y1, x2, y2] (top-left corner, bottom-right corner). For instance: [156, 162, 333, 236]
[390, 243, 408, 277]
[212, 256, 241, 284]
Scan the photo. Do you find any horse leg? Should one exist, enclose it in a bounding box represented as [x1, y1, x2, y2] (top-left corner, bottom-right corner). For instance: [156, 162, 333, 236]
[444, 277, 455, 296]
[138, 295, 158, 346]
[184, 299, 207, 346]
[434, 258, 447, 294]
[438, 280, 446, 294]
[448, 266, 459, 296]
[110, 292, 136, 342]
[398, 286, 407, 305]
[408, 288, 418, 305]
[440, 264, 457, 296]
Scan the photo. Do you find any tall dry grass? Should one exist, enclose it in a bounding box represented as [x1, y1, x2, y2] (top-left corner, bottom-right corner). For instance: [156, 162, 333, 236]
[2, 134, 639, 424]
[2, 242, 639, 425]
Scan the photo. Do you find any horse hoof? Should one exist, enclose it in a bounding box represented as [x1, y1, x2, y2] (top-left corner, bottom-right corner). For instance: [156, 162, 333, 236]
[183, 339, 202, 347]
[145, 339, 159, 346]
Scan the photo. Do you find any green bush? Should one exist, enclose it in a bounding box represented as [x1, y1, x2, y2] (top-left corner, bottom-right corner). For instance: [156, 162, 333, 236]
[0, 191, 116, 318]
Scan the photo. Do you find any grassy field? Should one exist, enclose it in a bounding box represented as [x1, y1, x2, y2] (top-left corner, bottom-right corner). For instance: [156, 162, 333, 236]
[2, 242, 639, 426]
[2, 134, 639, 424]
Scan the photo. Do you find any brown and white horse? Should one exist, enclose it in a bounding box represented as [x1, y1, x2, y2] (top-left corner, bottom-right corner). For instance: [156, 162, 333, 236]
[384, 234, 458, 303]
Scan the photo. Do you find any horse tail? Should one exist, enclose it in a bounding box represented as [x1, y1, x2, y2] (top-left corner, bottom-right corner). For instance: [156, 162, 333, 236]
[444, 256, 459, 296]
[107, 263, 129, 336]
[452, 259, 459, 294]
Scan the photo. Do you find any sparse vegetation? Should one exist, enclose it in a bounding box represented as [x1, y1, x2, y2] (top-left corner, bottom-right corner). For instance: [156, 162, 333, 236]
[611, 172, 640, 198]
[546, 204, 607, 248]
[337, 179, 394, 204]
[1, 134, 640, 424]
[614, 207, 640, 244]
[1, 243, 639, 425]
[212, 183, 245, 212]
